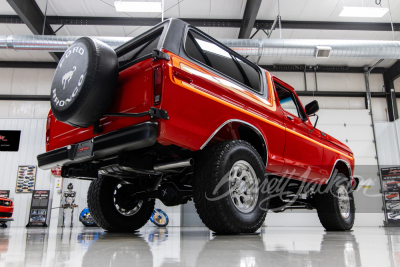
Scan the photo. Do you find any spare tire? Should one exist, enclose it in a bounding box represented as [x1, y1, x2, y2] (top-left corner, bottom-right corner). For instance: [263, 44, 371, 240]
[50, 37, 118, 128]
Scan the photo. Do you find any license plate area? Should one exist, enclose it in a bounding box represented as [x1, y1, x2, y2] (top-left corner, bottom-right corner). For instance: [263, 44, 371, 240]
[74, 140, 94, 159]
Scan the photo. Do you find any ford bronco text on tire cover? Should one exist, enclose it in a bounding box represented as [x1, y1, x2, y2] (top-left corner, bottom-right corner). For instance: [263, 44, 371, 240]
[38, 19, 359, 234]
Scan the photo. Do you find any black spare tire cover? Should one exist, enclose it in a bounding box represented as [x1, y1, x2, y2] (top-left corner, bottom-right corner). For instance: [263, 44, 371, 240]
[51, 37, 118, 128]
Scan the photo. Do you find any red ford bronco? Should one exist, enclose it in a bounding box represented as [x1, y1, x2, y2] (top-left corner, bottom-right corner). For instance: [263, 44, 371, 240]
[38, 18, 358, 234]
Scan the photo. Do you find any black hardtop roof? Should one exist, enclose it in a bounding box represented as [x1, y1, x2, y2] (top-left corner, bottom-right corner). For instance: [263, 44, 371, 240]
[115, 18, 188, 57]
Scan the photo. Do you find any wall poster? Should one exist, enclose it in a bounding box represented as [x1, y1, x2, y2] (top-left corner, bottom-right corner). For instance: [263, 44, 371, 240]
[16, 166, 37, 193]
[0, 130, 21, 151]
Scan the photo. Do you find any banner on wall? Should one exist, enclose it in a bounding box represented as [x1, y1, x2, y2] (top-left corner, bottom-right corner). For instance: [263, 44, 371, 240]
[16, 166, 37, 193]
[381, 167, 400, 226]
[0, 130, 21, 151]
[26, 190, 50, 227]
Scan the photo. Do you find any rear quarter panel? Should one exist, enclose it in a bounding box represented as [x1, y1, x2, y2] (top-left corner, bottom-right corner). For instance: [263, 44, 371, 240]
[157, 52, 286, 172]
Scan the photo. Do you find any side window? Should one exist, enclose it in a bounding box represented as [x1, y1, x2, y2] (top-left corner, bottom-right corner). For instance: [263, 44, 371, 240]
[118, 29, 162, 68]
[236, 58, 261, 92]
[275, 83, 301, 118]
[185, 30, 261, 93]
[185, 32, 207, 65]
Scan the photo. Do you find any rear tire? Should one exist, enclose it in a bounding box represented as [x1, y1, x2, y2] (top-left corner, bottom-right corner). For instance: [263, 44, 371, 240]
[315, 173, 355, 231]
[193, 140, 268, 234]
[88, 176, 154, 232]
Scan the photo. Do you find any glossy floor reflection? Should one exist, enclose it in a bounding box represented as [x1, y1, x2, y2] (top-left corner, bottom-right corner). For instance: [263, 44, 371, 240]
[0, 226, 398, 266]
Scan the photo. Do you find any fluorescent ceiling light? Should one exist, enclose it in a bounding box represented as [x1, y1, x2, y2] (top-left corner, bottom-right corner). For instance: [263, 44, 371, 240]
[114, 1, 162, 12]
[339, 6, 389, 18]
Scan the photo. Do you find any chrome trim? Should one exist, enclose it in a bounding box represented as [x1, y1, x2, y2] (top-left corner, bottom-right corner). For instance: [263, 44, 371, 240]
[200, 119, 268, 166]
[325, 159, 353, 184]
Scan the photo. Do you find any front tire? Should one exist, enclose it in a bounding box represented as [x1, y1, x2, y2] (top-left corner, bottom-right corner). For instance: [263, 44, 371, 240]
[315, 173, 355, 231]
[193, 140, 268, 234]
[88, 176, 154, 232]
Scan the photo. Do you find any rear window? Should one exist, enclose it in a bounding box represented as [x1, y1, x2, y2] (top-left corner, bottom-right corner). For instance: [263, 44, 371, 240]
[118, 28, 163, 69]
[184, 29, 261, 93]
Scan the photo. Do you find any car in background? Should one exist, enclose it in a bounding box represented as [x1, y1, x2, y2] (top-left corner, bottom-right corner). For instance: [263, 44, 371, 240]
[0, 197, 14, 228]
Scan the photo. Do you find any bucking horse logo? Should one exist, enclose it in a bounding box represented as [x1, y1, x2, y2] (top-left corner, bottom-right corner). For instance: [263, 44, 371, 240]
[62, 66, 76, 89]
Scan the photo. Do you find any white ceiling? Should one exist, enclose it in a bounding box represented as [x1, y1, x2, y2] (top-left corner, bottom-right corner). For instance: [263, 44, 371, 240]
[0, 0, 399, 67]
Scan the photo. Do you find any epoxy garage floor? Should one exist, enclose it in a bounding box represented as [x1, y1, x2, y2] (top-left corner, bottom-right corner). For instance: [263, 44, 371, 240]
[0, 226, 398, 266]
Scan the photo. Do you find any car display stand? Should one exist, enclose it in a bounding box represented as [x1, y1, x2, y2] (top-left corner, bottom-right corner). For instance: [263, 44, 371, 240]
[381, 167, 400, 227]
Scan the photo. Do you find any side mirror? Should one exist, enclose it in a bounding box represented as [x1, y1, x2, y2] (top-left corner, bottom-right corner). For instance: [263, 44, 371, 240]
[305, 100, 319, 116]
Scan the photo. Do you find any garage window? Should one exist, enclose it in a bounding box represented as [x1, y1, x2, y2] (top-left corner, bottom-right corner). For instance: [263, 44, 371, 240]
[185, 30, 261, 93]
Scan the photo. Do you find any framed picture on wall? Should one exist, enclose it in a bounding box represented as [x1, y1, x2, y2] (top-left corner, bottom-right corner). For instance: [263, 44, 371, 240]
[16, 166, 37, 193]
[0, 130, 21, 152]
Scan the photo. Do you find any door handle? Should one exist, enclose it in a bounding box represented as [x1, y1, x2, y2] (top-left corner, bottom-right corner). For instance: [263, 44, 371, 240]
[286, 115, 294, 120]
[320, 131, 326, 137]
[174, 71, 193, 84]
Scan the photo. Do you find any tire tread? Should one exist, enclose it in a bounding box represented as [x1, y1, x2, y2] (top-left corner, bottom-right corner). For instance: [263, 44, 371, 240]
[193, 140, 267, 234]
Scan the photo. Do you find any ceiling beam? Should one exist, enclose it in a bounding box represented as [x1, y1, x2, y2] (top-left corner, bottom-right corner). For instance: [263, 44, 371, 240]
[0, 95, 51, 101]
[5, 1, 62, 61]
[1, 15, 400, 31]
[0, 61, 386, 74]
[0, 61, 57, 68]
[238, 0, 262, 38]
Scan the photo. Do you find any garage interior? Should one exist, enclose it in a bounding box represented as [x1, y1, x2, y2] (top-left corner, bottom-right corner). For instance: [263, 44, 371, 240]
[1, 0, 400, 266]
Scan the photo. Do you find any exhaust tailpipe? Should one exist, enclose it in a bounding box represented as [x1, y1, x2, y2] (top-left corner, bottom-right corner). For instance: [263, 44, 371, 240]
[154, 159, 194, 171]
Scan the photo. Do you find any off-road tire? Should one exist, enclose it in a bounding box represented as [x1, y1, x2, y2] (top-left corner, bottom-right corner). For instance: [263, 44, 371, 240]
[88, 176, 154, 232]
[315, 173, 355, 231]
[193, 140, 268, 234]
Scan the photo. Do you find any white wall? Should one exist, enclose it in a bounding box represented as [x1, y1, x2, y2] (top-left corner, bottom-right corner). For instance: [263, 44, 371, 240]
[0, 101, 50, 118]
[0, 67, 53, 119]
[375, 120, 400, 166]
[270, 72, 384, 92]
[394, 77, 400, 92]
[0, 68, 54, 95]
[0, 118, 54, 226]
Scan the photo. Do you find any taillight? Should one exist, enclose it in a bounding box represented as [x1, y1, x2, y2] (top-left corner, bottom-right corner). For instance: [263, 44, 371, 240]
[153, 67, 162, 105]
[46, 115, 51, 151]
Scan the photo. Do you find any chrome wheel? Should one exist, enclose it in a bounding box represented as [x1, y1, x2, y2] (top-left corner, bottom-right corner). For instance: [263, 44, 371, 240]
[338, 185, 350, 219]
[113, 184, 142, 216]
[228, 160, 259, 213]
